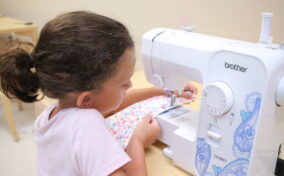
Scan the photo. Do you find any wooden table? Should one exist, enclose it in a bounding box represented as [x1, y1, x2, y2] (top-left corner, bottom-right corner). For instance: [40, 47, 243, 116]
[35, 70, 201, 176]
[0, 15, 38, 43]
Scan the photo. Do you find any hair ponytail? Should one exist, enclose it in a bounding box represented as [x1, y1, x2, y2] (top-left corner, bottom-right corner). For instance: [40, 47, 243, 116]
[0, 11, 135, 100]
[0, 46, 40, 103]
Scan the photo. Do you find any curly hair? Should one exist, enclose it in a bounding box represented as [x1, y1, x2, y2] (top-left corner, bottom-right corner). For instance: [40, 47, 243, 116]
[0, 11, 134, 102]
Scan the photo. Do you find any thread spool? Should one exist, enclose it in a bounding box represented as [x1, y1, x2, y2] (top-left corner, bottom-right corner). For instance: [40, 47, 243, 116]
[259, 12, 273, 44]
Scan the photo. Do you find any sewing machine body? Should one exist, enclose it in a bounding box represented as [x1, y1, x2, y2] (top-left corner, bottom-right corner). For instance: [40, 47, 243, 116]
[142, 28, 284, 176]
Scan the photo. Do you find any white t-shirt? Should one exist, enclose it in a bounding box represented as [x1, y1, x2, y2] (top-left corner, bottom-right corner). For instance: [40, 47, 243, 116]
[34, 103, 130, 176]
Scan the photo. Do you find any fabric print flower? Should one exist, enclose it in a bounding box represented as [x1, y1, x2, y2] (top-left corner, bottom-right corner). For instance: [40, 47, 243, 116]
[105, 95, 191, 148]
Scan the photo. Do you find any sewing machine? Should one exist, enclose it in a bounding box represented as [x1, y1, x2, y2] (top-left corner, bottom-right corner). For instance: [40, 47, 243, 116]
[141, 28, 284, 176]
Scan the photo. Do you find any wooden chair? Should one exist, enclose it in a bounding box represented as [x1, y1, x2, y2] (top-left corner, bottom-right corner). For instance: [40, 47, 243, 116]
[0, 91, 20, 142]
[0, 16, 38, 142]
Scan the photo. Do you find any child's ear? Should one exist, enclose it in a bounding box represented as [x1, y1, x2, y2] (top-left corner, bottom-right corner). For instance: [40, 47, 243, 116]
[76, 91, 94, 108]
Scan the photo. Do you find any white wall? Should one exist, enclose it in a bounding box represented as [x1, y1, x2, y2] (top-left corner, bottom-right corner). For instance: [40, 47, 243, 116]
[1, 0, 283, 69]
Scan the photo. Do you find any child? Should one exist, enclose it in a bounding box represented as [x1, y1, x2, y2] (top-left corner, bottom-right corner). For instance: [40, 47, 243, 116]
[0, 11, 196, 176]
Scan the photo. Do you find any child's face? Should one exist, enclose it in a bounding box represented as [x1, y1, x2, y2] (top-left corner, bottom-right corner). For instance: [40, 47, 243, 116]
[91, 48, 136, 114]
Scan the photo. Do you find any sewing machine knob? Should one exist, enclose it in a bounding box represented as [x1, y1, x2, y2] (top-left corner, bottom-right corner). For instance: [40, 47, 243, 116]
[152, 74, 164, 88]
[276, 76, 284, 106]
[202, 82, 234, 117]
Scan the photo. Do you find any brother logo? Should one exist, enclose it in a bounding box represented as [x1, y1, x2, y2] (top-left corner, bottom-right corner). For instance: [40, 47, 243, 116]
[225, 62, 247, 72]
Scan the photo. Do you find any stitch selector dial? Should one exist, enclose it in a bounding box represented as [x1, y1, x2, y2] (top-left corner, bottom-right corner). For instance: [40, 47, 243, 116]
[202, 82, 234, 117]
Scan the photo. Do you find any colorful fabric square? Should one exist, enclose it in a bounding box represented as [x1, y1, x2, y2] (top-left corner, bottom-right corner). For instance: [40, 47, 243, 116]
[105, 95, 191, 148]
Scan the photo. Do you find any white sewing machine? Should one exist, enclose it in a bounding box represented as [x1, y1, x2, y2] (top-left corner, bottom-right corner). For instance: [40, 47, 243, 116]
[141, 28, 284, 176]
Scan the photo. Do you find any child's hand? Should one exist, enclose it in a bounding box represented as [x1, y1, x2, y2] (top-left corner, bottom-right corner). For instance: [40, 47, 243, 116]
[125, 114, 159, 175]
[165, 83, 198, 101]
[179, 83, 198, 99]
[132, 114, 160, 148]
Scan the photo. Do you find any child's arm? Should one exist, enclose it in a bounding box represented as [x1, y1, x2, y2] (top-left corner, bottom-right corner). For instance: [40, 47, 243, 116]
[124, 137, 147, 176]
[109, 114, 160, 176]
[117, 87, 164, 111]
[125, 114, 160, 176]
[108, 141, 146, 176]
[103, 87, 164, 117]
[109, 167, 126, 176]
[108, 139, 147, 176]
[104, 84, 197, 117]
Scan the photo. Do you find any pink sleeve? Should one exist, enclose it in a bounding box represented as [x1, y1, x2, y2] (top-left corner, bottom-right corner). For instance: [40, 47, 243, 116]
[71, 110, 130, 176]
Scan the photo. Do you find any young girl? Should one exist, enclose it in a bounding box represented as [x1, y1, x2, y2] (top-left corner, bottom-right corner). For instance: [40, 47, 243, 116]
[0, 11, 196, 176]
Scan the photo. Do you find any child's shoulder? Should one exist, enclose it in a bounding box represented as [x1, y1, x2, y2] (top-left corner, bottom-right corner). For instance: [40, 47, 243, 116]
[70, 108, 111, 138]
[76, 107, 102, 117]
[69, 108, 105, 126]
